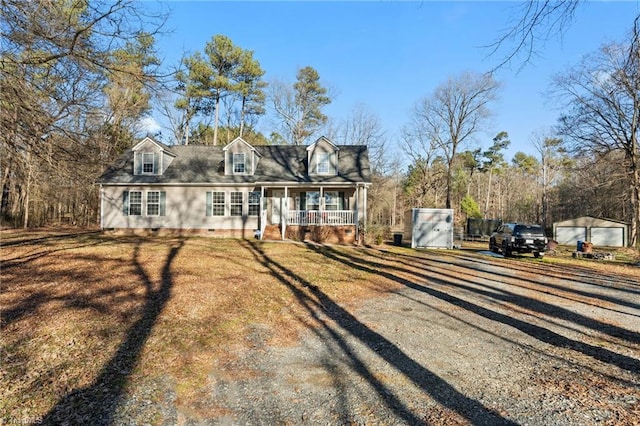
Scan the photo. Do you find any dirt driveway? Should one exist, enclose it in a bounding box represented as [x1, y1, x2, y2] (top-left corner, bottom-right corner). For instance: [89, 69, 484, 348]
[161, 246, 639, 425]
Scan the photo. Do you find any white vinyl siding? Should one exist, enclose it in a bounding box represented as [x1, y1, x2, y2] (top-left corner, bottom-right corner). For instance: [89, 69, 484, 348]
[104, 186, 262, 231]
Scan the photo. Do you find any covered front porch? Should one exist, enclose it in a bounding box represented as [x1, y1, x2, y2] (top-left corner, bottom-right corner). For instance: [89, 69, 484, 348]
[258, 184, 368, 243]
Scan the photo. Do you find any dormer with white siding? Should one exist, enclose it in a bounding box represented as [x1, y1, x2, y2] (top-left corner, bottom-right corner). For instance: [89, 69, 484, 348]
[307, 136, 339, 176]
[223, 137, 261, 176]
[132, 137, 176, 176]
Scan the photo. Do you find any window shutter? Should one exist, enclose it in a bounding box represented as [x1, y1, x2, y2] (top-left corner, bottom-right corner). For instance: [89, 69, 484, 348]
[154, 153, 159, 174]
[339, 192, 345, 210]
[123, 191, 129, 216]
[300, 192, 306, 210]
[159, 191, 166, 216]
[206, 191, 212, 216]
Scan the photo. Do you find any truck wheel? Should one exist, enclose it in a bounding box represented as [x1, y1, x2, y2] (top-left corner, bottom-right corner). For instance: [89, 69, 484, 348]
[503, 242, 511, 257]
[534, 252, 544, 258]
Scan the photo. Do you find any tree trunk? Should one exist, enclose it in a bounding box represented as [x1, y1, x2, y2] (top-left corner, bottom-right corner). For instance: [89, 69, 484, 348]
[1, 160, 11, 218]
[484, 168, 493, 217]
[213, 93, 220, 146]
[631, 158, 640, 248]
[240, 96, 246, 137]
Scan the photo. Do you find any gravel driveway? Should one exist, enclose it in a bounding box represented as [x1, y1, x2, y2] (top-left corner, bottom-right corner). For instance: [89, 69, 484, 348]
[121, 247, 640, 425]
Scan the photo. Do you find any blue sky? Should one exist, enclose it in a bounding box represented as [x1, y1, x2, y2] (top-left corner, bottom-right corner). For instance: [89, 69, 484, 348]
[151, 1, 640, 162]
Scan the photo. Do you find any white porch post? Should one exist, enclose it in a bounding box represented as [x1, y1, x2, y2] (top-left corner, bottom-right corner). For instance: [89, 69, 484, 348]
[281, 186, 288, 240]
[363, 184, 368, 234]
[355, 185, 360, 241]
[320, 186, 324, 225]
[260, 186, 265, 240]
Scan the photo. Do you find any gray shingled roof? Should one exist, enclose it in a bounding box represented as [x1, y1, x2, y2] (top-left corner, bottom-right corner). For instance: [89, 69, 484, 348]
[98, 144, 371, 185]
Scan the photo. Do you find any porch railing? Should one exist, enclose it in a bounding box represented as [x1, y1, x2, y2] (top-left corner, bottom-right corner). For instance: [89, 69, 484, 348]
[286, 210, 355, 226]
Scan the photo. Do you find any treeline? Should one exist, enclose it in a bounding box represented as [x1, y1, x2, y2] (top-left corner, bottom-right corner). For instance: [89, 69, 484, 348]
[1, 1, 638, 247]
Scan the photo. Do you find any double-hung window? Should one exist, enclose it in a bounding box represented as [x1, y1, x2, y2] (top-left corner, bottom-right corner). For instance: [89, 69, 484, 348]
[317, 153, 331, 174]
[233, 153, 246, 174]
[142, 153, 155, 174]
[248, 191, 260, 216]
[206, 191, 225, 216]
[123, 191, 142, 216]
[123, 190, 165, 216]
[230, 192, 243, 216]
[324, 191, 340, 211]
[146, 191, 166, 216]
[306, 191, 320, 210]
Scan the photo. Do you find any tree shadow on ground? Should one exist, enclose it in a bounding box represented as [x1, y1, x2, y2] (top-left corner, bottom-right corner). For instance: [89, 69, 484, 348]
[314, 245, 640, 374]
[375, 249, 640, 338]
[244, 241, 516, 425]
[39, 238, 184, 425]
[1, 236, 144, 327]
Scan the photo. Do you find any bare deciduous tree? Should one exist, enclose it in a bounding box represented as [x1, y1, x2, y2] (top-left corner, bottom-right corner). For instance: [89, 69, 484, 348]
[405, 72, 501, 209]
[0, 0, 165, 227]
[488, 0, 580, 70]
[553, 17, 640, 246]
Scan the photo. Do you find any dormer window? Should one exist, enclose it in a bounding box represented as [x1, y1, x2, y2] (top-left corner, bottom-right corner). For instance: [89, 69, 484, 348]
[317, 153, 332, 174]
[233, 153, 246, 174]
[142, 153, 155, 174]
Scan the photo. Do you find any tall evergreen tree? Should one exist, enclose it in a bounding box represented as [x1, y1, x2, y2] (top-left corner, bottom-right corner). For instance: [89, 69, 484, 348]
[204, 35, 243, 145]
[481, 131, 510, 216]
[176, 35, 266, 145]
[235, 50, 266, 137]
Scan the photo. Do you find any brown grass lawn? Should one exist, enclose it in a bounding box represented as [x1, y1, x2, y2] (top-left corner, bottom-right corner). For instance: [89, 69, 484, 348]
[1, 230, 401, 423]
[1, 229, 638, 423]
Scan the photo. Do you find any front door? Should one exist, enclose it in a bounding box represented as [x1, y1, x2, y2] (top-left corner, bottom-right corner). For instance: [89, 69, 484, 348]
[272, 190, 284, 224]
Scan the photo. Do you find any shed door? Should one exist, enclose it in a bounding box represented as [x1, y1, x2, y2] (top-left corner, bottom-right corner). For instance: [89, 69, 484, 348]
[555, 226, 586, 245]
[591, 227, 624, 247]
[414, 212, 452, 248]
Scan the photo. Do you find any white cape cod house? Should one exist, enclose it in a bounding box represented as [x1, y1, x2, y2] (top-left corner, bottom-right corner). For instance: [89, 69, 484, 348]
[98, 136, 372, 243]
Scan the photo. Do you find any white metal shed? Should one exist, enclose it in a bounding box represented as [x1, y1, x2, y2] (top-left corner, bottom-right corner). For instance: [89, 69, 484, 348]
[404, 208, 454, 249]
[553, 216, 629, 247]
